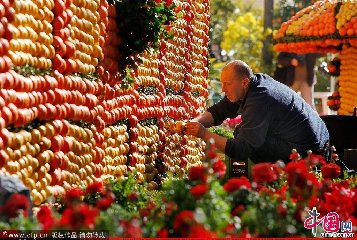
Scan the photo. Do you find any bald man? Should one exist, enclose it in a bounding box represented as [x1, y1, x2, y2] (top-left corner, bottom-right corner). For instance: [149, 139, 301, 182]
[185, 60, 329, 163]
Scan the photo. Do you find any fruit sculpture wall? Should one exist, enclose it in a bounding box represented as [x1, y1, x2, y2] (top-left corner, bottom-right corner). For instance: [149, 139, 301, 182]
[0, 0, 210, 205]
[337, 45, 357, 114]
[273, 0, 357, 115]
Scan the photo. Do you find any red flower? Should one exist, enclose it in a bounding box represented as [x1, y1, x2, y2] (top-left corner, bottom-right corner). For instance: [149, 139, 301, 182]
[231, 204, 245, 216]
[65, 187, 83, 204]
[0, 193, 30, 218]
[284, 160, 319, 198]
[321, 163, 341, 180]
[85, 182, 103, 195]
[222, 223, 239, 237]
[252, 163, 279, 183]
[207, 144, 217, 159]
[258, 185, 273, 195]
[331, 153, 339, 160]
[120, 218, 142, 238]
[307, 154, 327, 166]
[289, 151, 300, 161]
[308, 194, 318, 210]
[238, 228, 252, 238]
[293, 205, 305, 223]
[128, 192, 139, 202]
[165, 201, 177, 215]
[223, 176, 251, 193]
[337, 180, 350, 188]
[166, 0, 173, 6]
[274, 185, 288, 201]
[139, 207, 150, 217]
[59, 203, 99, 229]
[188, 224, 216, 238]
[188, 166, 207, 182]
[278, 203, 288, 216]
[190, 184, 208, 199]
[96, 196, 114, 211]
[173, 210, 195, 235]
[139, 201, 156, 217]
[212, 159, 226, 178]
[147, 201, 156, 210]
[157, 228, 169, 238]
[319, 186, 355, 220]
[37, 205, 55, 230]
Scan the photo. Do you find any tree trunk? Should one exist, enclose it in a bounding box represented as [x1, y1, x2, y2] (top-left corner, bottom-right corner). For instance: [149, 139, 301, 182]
[263, 0, 274, 65]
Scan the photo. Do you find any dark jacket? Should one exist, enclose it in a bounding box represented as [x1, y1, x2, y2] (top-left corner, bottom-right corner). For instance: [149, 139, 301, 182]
[207, 73, 329, 163]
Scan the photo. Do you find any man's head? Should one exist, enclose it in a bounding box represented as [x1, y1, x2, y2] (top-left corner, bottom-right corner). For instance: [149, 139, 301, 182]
[220, 60, 253, 103]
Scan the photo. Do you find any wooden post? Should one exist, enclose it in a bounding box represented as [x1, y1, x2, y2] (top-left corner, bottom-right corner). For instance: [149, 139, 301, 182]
[263, 0, 274, 65]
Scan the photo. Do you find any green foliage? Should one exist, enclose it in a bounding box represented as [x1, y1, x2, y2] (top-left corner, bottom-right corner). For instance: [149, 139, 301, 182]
[159, 174, 231, 235]
[120, 67, 135, 90]
[95, 205, 127, 235]
[75, 72, 99, 82]
[13, 65, 52, 77]
[0, 215, 39, 231]
[108, 0, 176, 72]
[137, 86, 158, 95]
[347, 173, 357, 188]
[208, 58, 226, 80]
[314, 57, 333, 92]
[207, 58, 225, 106]
[162, 177, 196, 211]
[138, 117, 158, 127]
[197, 181, 231, 231]
[240, 192, 310, 237]
[109, 173, 149, 213]
[6, 119, 46, 133]
[209, 126, 234, 139]
[221, 12, 269, 73]
[209, 0, 235, 45]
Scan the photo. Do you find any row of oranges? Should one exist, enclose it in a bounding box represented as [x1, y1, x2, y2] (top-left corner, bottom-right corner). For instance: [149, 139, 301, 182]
[0, 0, 13, 73]
[274, 0, 357, 51]
[336, 45, 357, 115]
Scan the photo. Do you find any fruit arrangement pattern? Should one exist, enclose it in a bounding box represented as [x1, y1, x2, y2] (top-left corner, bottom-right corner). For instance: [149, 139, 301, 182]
[274, 0, 357, 115]
[0, 0, 210, 205]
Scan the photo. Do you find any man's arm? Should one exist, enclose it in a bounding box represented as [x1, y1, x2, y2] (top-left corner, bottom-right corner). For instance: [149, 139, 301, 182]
[191, 111, 215, 128]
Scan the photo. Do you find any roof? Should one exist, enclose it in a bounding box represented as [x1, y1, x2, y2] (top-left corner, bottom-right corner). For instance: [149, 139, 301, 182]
[273, 0, 357, 53]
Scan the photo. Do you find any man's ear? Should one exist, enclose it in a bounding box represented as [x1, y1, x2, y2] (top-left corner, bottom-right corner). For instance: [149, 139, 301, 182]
[243, 77, 250, 88]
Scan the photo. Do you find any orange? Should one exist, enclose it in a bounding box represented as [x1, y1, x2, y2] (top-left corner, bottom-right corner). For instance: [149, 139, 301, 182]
[347, 28, 355, 36]
[339, 28, 347, 36]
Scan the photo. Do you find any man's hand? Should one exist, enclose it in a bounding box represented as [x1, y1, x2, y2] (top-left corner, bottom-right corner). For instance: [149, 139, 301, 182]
[185, 121, 208, 139]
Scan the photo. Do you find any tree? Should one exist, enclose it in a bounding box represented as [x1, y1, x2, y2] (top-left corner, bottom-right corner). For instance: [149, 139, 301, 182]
[209, 0, 262, 60]
[209, 0, 235, 60]
[209, 0, 235, 47]
[220, 12, 269, 73]
[263, 0, 274, 66]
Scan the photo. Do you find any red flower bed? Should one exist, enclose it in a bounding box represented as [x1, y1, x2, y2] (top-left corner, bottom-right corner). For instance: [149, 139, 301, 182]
[0, 145, 356, 238]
